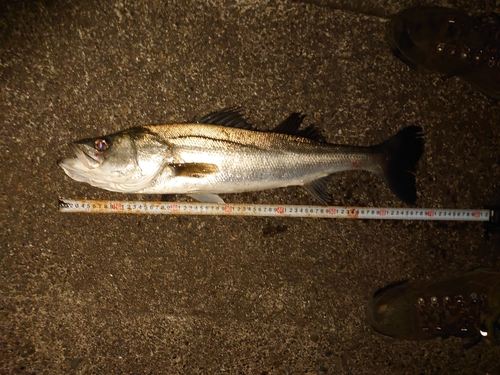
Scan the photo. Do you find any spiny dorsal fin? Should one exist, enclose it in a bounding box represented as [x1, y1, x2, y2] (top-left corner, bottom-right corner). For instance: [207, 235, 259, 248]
[189, 107, 253, 129]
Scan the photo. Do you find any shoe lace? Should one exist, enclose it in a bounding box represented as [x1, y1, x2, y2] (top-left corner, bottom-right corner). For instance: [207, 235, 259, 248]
[434, 11, 500, 67]
[478, 13, 500, 67]
[416, 293, 488, 348]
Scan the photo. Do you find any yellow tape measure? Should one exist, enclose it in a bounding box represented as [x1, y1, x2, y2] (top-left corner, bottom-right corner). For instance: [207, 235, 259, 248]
[59, 199, 493, 222]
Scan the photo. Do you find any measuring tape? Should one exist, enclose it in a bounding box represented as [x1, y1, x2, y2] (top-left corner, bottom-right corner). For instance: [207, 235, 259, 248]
[58, 199, 497, 222]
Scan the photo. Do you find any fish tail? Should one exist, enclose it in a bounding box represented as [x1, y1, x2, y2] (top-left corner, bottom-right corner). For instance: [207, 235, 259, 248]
[373, 126, 424, 204]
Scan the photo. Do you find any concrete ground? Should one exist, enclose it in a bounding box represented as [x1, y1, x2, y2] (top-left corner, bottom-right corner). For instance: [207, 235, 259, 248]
[1, 0, 500, 373]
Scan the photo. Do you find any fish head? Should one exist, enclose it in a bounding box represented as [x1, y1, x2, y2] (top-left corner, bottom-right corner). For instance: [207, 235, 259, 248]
[58, 127, 169, 193]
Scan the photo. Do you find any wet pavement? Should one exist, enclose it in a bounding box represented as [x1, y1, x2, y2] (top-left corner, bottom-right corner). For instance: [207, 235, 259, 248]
[1, 0, 500, 373]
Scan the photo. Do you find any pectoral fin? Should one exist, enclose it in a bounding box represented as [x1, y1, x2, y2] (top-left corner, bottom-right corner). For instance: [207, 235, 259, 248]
[170, 163, 219, 178]
[188, 193, 225, 203]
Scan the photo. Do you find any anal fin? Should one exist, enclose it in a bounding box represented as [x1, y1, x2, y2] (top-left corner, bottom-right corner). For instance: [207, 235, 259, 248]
[188, 193, 225, 204]
[303, 176, 333, 205]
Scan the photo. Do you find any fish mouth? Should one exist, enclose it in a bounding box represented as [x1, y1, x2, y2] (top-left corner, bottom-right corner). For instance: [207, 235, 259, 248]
[57, 143, 102, 184]
[70, 143, 101, 169]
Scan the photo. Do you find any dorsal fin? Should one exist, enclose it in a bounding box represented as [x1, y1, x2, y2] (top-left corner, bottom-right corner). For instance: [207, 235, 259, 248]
[189, 107, 253, 129]
[273, 113, 327, 143]
[295, 125, 327, 143]
[272, 113, 305, 134]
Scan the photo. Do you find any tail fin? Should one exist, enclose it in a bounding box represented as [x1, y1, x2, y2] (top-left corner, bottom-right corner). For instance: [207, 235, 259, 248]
[374, 126, 424, 204]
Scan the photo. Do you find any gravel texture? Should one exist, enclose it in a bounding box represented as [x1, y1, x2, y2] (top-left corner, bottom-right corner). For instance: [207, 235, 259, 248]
[1, 0, 500, 373]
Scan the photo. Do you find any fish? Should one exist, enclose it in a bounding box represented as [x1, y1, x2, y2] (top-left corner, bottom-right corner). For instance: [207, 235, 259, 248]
[57, 108, 424, 204]
[387, 6, 500, 99]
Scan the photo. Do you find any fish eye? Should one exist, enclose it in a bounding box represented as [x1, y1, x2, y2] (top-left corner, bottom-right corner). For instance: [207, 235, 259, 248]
[94, 138, 110, 151]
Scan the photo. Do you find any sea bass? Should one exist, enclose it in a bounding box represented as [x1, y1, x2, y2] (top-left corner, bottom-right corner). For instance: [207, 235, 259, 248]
[58, 109, 424, 204]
